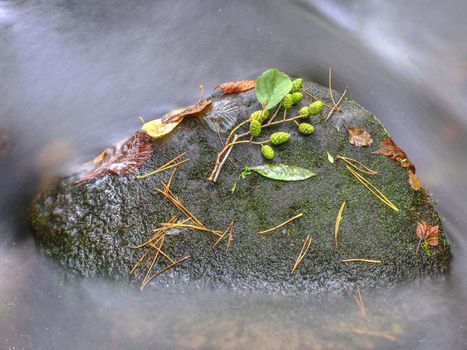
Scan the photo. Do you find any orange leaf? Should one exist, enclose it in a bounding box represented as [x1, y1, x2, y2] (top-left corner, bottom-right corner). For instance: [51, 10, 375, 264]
[347, 127, 373, 147]
[416, 220, 439, 246]
[215, 80, 256, 94]
[408, 170, 423, 191]
[372, 138, 415, 172]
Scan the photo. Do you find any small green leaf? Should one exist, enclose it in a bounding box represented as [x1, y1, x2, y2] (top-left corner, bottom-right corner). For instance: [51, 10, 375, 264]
[231, 166, 252, 193]
[256, 69, 292, 110]
[327, 152, 334, 164]
[250, 164, 316, 181]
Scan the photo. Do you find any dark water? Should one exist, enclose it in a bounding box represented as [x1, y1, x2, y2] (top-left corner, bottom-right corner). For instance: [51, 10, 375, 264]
[1, 0, 467, 349]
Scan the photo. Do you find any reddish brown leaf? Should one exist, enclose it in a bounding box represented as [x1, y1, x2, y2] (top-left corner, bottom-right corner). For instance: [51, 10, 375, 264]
[347, 127, 373, 147]
[416, 220, 439, 246]
[75, 130, 153, 184]
[215, 80, 256, 94]
[163, 99, 212, 124]
[408, 170, 423, 191]
[372, 138, 415, 172]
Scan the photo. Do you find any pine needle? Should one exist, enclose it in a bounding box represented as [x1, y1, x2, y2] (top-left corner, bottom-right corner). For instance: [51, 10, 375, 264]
[161, 222, 223, 237]
[137, 157, 190, 179]
[155, 187, 206, 229]
[341, 258, 382, 264]
[336, 155, 378, 175]
[334, 201, 346, 250]
[325, 88, 347, 123]
[212, 221, 234, 249]
[328, 67, 337, 107]
[257, 212, 304, 235]
[140, 256, 191, 290]
[291, 235, 312, 274]
[345, 165, 399, 212]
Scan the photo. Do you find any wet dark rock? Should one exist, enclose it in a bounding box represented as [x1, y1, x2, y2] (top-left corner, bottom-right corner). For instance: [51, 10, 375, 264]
[29, 80, 450, 294]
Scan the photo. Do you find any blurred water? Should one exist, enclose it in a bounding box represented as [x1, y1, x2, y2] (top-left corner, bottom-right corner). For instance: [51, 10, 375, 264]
[1, 0, 466, 349]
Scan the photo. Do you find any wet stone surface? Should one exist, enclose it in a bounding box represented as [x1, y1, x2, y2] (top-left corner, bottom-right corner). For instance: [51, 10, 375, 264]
[29, 80, 450, 294]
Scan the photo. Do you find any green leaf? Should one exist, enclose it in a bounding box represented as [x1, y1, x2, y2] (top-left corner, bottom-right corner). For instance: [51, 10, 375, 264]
[327, 151, 334, 164]
[256, 69, 292, 110]
[231, 166, 252, 193]
[250, 164, 316, 181]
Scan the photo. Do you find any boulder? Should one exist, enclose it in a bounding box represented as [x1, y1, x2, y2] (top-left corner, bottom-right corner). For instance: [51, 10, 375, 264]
[29, 80, 450, 293]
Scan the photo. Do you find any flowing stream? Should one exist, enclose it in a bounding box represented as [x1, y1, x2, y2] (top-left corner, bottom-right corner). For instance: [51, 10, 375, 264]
[1, 1, 466, 349]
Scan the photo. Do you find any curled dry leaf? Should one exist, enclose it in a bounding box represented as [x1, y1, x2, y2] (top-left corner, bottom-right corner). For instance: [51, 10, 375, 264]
[347, 127, 373, 147]
[416, 220, 439, 246]
[215, 80, 256, 94]
[143, 99, 212, 139]
[372, 138, 415, 172]
[76, 131, 153, 184]
[409, 170, 423, 191]
[163, 99, 212, 124]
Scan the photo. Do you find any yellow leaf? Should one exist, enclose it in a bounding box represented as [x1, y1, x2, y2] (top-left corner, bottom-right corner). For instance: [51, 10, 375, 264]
[141, 116, 184, 139]
[93, 150, 107, 164]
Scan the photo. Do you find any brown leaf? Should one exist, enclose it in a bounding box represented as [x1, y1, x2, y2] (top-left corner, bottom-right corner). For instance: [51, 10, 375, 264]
[75, 130, 153, 184]
[215, 80, 256, 94]
[347, 127, 373, 147]
[409, 170, 423, 191]
[163, 99, 212, 124]
[371, 138, 415, 172]
[416, 220, 439, 246]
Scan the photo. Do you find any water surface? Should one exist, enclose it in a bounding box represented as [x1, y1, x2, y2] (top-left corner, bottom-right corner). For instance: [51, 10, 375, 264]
[1, 1, 466, 349]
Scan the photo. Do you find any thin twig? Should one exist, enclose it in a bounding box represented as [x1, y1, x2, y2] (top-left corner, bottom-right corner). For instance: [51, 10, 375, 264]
[257, 212, 304, 235]
[268, 105, 281, 124]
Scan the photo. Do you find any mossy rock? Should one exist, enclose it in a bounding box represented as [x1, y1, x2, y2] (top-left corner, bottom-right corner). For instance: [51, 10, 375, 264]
[29, 80, 450, 294]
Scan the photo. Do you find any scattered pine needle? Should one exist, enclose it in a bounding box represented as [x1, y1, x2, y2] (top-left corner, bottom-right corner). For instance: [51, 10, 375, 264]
[213, 221, 234, 249]
[155, 187, 206, 229]
[257, 212, 304, 235]
[325, 88, 347, 123]
[140, 256, 191, 290]
[160, 222, 222, 237]
[341, 258, 382, 264]
[291, 235, 312, 274]
[303, 89, 338, 110]
[352, 328, 397, 342]
[137, 157, 190, 179]
[334, 201, 346, 250]
[328, 67, 337, 107]
[132, 216, 179, 249]
[336, 155, 378, 175]
[347, 287, 367, 318]
[345, 165, 399, 212]
[226, 224, 234, 252]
